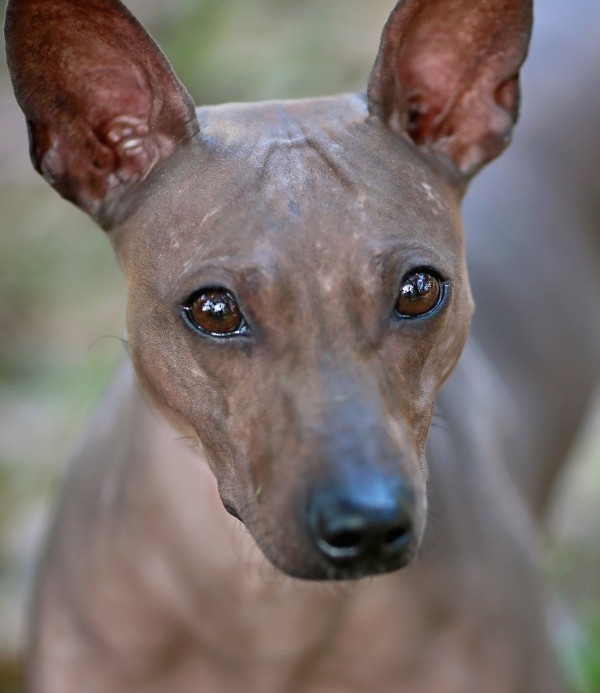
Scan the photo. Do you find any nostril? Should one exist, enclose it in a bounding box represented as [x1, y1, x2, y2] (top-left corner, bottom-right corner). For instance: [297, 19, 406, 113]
[324, 529, 362, 551]
[384, 524, 411, 548]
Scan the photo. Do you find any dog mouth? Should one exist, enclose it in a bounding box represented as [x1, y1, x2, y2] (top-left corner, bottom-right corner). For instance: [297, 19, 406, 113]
[309, 543, 418, 582]
[254, 538, 419, 582]
[223, 502, 242, 522]
[223, 493, 421, 582]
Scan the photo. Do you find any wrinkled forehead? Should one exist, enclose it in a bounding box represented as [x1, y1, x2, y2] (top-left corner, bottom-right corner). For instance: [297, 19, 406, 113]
[115, 94, 462, 280]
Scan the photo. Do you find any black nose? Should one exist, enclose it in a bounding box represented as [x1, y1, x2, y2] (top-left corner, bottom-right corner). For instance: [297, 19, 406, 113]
[307, 477, 415, 574]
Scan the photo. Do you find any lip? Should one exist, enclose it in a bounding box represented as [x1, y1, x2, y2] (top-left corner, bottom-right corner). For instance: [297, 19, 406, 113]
[280, 544, 418, 582]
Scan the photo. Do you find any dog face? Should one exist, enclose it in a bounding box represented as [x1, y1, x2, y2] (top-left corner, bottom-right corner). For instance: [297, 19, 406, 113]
[6, 0, 531, 579]
[115, 97, 471, 578]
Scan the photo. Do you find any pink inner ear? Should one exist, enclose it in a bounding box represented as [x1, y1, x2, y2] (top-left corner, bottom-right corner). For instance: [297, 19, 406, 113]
[30, 60, 186, 220]
[367, 0, 532, 178]
[400, 50, 461, 143]
[102, 116, 155, 182]
[55, 62, 173, 194]
[6, 0, 198, 223]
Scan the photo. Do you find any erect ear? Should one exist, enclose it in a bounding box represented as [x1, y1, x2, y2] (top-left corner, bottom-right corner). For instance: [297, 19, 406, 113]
[5, 0, 198, 227]
[368, 0, 533, 181]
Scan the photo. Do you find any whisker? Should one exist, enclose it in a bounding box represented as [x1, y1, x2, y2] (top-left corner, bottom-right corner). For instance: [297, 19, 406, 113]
[86, 334, 129, 354]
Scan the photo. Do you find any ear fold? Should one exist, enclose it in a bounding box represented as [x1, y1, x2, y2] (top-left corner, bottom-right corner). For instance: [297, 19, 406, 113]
[368, 0, 533, 180]
[5, 0, 198, 226]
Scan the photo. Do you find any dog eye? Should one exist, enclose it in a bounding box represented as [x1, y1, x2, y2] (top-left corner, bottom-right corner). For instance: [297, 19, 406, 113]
[183, 288, 247, 337]
[395, 270, 444, 318]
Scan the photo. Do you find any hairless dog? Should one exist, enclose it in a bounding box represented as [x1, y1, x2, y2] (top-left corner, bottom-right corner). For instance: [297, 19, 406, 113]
[5, 0, 600, 691]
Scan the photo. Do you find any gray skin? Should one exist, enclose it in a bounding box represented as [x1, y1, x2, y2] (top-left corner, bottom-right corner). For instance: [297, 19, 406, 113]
[4, 0, 600, 691]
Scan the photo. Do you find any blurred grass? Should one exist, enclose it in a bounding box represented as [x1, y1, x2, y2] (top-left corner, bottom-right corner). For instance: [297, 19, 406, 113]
[560, 606, 600, 693]
[550, 418, 600, 693]
[160, 0, 387, 104]
[0, 183, 126, 659]
[0, 0, 599, 689]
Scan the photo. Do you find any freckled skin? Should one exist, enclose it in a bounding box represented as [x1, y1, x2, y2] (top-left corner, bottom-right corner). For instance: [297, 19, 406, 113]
[6, 0, 600, 691]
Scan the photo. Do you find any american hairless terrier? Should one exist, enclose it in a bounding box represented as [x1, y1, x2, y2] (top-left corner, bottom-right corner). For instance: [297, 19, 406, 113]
[5, 0, 600, 690]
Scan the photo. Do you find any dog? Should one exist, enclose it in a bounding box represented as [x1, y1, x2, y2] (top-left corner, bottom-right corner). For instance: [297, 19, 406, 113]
[5, 0, 600, 690]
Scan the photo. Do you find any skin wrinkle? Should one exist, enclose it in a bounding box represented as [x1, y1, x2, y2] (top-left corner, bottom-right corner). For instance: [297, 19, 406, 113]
[254, 139, 355, 202]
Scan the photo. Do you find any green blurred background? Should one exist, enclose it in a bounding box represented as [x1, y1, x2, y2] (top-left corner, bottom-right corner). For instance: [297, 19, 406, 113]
[0, 0, 598, 690]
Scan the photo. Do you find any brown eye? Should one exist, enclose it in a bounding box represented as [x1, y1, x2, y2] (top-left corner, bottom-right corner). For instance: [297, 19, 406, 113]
[186, 289, 246, 336]
[395, 270, 443, 318]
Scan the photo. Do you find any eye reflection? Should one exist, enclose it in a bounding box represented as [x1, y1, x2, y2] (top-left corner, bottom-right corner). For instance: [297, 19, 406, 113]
[395, 270, 443, 318]
[184, 288, 246, 336]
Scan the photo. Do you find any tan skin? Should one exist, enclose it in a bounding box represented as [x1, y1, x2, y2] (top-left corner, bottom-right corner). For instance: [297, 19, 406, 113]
[6, 0, 600, 690]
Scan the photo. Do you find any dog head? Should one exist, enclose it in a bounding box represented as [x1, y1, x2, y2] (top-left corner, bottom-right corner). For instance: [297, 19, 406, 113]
[6, 0, 532, 579]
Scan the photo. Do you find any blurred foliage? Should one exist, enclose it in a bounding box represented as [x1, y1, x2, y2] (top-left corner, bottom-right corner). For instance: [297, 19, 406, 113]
[0, 656, 22, 693]
[560, 606, 600, 693]
[550, 433, 600, 692]
[159, 0, 388, 103]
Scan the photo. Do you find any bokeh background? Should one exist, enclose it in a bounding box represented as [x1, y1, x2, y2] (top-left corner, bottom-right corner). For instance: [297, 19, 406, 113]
[0, 0, 598, 690]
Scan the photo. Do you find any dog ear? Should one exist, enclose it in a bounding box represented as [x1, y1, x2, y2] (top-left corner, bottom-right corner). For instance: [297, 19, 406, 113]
[368, 0, 532, 180]
[5, 0, 198, 227]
